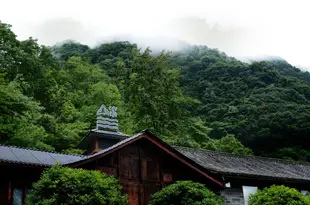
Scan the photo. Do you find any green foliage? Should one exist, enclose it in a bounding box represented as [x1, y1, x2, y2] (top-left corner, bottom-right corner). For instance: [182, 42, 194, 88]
[164, 117, 211, 148]
[6, 21, 310, 160]
[305, 195, 310, 204]
[127, 49, 197, 135]
[149, 180, 223, 205]
[0, 74, 53, 150]
[0, 24, 254, 155]
[0, 24, 133, 152]
[52, 40, 90, 61]
[0, 23, 21, 70]
[164, 118, 252, 155]
[248, 185, 309, 205]
[203, 134, 253, 155]
[171, 46, 310, 159]
[271, 147, 310, 162]
[27, 164, 128, 205]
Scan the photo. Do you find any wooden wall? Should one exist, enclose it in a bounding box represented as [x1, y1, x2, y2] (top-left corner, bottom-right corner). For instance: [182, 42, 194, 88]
[0, 137, 220, 205]
[1, 139, 309, 205]
[0, 164, 43, 205]
[0, 181, 9, 205]
[83, 138, 220, 205]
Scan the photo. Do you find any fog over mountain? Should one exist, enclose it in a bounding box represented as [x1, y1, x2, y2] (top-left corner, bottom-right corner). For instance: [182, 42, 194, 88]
[2, 0, 310, 69]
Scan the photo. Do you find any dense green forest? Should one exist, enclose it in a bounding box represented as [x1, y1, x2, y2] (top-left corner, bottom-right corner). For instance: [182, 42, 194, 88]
[1, 22, 310, 161]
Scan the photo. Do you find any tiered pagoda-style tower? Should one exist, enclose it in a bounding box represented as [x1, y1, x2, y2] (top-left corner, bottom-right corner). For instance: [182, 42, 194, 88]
[78, 104, 128, 155]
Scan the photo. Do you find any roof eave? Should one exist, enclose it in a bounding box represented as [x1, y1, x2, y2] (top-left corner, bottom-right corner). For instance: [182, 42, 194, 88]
[221, 172, 310, 184]
[0, 161, 50, 169]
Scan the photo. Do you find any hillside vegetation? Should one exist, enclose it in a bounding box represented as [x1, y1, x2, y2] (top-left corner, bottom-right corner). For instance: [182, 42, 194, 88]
[1, 22, 310, 160]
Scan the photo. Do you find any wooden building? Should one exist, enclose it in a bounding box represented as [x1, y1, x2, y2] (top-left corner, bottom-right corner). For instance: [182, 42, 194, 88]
[1, 129, 310, 205]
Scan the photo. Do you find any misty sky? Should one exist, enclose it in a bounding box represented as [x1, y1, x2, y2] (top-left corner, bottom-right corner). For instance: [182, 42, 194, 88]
[1, 0, 310, 68]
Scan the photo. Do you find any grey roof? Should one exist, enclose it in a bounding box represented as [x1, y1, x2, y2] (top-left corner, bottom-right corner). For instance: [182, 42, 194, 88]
[2, 132, 310, 184]
[175, 146, 310, 182]
[0, 145, 84, 167]
[0, 133, 142, 167]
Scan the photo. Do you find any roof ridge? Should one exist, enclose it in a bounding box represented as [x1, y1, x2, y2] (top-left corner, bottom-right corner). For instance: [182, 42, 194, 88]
[66, 132, 145, 165]
[0, 144, 85, 157]
[173, 146, 310, 166]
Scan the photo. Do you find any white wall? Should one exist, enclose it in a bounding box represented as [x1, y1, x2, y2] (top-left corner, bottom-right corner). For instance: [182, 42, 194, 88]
[242, 186, 258, 205]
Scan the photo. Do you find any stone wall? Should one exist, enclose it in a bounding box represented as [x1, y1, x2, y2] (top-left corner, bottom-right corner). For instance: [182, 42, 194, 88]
[221, 188, 245, 205]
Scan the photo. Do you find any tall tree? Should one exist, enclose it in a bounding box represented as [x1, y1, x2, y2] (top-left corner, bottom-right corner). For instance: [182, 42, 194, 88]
[0, 74, 53, 150]
[127, 49, 197, 136]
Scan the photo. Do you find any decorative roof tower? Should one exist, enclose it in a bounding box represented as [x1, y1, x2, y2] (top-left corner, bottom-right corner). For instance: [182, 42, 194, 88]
[78, 104, 128, 155]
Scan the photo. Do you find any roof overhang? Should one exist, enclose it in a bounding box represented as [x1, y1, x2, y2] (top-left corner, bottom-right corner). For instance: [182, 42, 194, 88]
[78, 129, 129, 149]
[222, 172, 310, 185]
[0, 161, 49, 169]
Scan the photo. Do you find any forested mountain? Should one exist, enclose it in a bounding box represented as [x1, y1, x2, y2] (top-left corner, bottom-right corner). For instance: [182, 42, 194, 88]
[170, 47, 310, 160]
[1, 22, 310, 161]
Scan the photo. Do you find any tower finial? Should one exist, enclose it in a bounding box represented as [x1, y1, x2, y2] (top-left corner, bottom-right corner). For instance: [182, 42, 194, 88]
[96, 104, 119, 132]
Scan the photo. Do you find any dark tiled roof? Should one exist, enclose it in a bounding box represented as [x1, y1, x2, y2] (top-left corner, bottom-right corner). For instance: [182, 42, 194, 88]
[2, 133, 310, 183]
[0, 133, 141, 167]
[0, 145, 84, 167]
[175, 146, 310, 182]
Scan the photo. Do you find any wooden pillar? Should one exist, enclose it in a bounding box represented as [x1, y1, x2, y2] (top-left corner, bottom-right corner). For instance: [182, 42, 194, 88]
[7, 182, 11, 205]
[117, 151, 120, 178]
[23, 186, 28, 204]
[137, 142, 143, 205]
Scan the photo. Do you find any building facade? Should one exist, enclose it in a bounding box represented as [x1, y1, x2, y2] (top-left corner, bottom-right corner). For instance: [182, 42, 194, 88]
[1, 129, 310, 205]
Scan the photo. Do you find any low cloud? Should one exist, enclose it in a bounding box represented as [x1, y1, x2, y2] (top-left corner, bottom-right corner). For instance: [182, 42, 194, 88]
[12, 16, 309, 69]
[166, 17, 260, 57]
[31, 18, 98, 46]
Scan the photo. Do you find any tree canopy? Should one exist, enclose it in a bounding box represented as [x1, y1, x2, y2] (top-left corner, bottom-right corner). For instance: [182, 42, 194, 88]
[149, 180, 223, 205]
[2, 21, 310, 160]
[248, 185, 309, 205]
[27, 164, 128, 205]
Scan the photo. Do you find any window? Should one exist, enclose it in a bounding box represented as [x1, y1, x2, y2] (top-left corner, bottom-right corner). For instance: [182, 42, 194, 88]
[12, 188, 23, 205]
[242, 186, 258, 205]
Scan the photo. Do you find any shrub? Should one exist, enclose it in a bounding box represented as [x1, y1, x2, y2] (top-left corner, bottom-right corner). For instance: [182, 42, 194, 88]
[305, 195, 310, 204]
[149, 180, 223, 205]
[27, 164, 127, 205]
[249, 185, 308, 205]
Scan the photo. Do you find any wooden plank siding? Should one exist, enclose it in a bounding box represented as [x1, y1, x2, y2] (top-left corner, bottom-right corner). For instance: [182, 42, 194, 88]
[89, 138, 219, 205]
